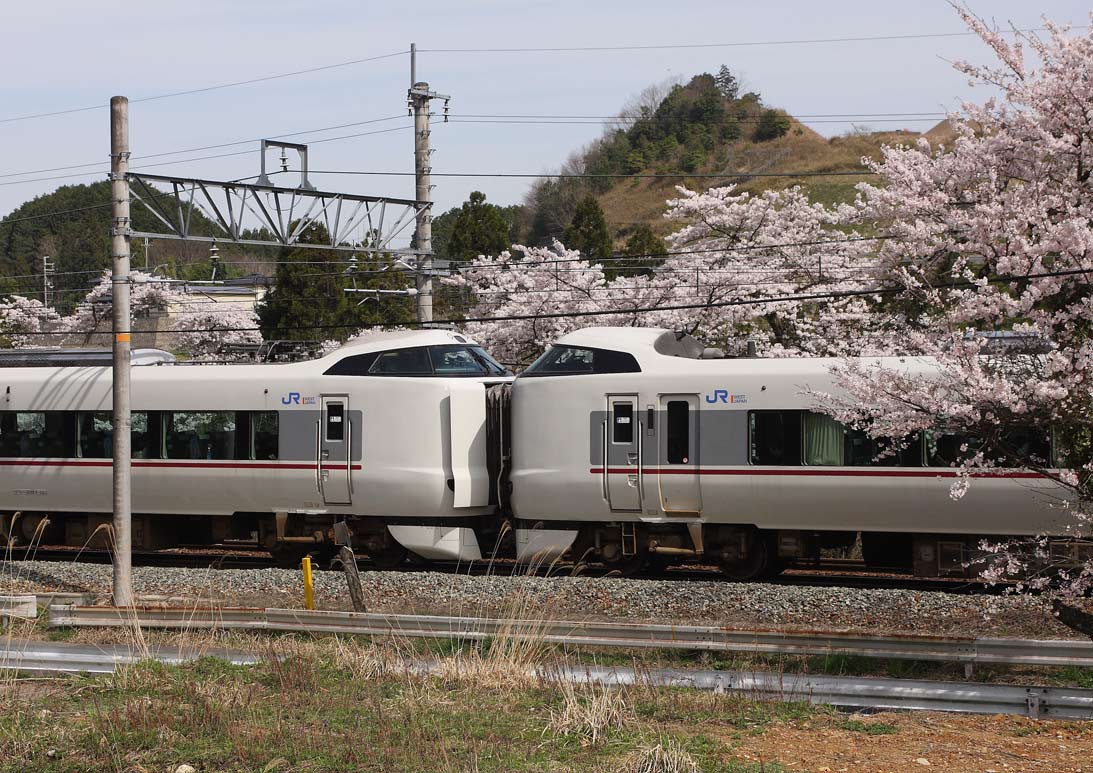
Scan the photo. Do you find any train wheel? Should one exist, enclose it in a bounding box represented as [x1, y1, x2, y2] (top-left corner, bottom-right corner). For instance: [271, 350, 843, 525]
[718, 530, 779, 582]
[367, 543, 408, 570]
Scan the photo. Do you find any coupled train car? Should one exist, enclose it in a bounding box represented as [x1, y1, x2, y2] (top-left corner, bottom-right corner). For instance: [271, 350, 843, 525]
[0, 330, 511, 567]
[0, 325, 1081, 579]
[506, 327, 1079, 579]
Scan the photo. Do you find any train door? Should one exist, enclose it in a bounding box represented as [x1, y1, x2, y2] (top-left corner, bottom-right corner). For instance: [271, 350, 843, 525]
[603, 394, 642, 512]
[318, 395, 352, 506]
[658, 394, 702, 515]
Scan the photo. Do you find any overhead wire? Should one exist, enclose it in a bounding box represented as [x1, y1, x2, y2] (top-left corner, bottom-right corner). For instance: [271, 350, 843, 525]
[0, 50, 409, 126]
[17, 267, 1089, 337]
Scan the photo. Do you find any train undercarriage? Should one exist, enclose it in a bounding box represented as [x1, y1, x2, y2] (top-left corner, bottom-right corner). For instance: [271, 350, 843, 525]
[5, 508, 1091, 582]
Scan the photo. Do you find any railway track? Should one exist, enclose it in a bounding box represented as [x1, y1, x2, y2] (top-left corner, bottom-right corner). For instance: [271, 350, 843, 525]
[2, 545, 1004, 594]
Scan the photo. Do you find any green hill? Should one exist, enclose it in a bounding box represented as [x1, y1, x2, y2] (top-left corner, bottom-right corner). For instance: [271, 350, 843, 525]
[523, 72, 929, 250]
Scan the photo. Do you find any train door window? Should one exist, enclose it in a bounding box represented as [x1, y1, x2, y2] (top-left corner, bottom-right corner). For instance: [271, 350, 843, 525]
[252, 412, 279, 460]
[78, 412, 155, 458]
[748, 411, 803, 465]
[165, 412, 237, 460]
[666, 401, 690, 464]
[326, 403, 345, 442]
[803, 412, 846, 466]
[611, 402, 634, 444]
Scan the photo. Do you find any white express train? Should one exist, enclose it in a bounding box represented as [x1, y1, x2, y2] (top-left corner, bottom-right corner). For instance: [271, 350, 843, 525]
[0, 325, 1080, 579]
[0, 330, 512, 566]
[507, 327, 1077, 579]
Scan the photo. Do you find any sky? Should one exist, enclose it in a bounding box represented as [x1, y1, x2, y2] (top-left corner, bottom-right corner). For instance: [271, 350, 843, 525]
[0, 0, 1088, 237]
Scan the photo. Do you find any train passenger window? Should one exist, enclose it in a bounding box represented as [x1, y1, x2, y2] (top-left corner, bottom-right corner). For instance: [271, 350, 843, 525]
[612, 403, 634, 444]
[521, 345, 641, 377]
[326, 403, 345, 442]
[252, 412, 279, 460]
[803, 413, 845, 466]
[165, 412, 236, 460]
[0, 412, 75, 458]
[926, 428, 1051, 468]
[748, 411, 803, 465]
[77, 412, 157, 459]
[666, 401, 690, 464]
[844, 429, 923, 466]
[369, 347, 433, 375]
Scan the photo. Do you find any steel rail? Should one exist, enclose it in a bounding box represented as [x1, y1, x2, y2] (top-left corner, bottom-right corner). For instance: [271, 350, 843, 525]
[0, 638, 260, 674]
[46, 604, 1093, 669]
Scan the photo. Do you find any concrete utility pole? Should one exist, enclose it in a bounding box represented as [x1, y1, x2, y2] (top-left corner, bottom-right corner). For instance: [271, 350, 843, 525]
[408, 43, 448, 325]
[109, 96, 133, 607]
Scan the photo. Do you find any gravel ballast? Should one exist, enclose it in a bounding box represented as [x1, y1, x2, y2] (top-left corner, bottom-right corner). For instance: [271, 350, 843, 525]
[1, 560, 1078, 639]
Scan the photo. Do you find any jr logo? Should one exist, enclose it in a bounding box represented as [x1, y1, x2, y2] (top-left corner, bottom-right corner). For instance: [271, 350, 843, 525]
[281, 392, 301, 405]
[705, 389, 729, 404]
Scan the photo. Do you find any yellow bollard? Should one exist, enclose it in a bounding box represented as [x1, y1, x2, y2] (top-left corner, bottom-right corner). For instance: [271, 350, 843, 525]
[301, 555, 315, 610]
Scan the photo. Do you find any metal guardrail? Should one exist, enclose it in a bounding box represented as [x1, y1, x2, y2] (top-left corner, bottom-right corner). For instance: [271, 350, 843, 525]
[46, 604, 1093, 669]
[557, 664, 1093, 720]
[20, 609, 1093, 720]
[0, 638, 261, 674]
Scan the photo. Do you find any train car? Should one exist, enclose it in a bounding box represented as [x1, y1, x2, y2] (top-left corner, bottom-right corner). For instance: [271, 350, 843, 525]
[0, 329, 511, 566]
[508, 327, 1077, 579]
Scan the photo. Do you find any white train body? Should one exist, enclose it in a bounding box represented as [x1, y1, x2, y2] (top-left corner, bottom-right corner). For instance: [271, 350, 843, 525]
[0, 330, 510, 563]
[509, 327, 1073, 577]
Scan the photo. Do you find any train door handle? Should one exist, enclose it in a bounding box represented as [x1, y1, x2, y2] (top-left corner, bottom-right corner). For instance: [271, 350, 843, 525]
[322, 450, 330, 460]
[627, 452, 638, 464]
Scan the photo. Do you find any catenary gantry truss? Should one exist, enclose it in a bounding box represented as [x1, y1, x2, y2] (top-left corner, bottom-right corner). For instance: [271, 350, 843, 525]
[127, 172, 429, 256]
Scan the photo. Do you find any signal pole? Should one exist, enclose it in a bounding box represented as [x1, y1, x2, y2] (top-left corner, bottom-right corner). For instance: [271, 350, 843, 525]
[109, 96, 133, 607]
[41, 255, 54, 309]
[408, 43, 448, 325]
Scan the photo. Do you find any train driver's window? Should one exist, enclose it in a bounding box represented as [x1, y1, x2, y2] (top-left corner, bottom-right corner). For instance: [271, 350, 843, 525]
[803, 412, 846, 466]
[666, 401, 690, 464]
[252, 412, 279, 460]
[748, 411, 803, 465]
[368, 348, 433, 375]
[612, 403, 633, 444]
[166, 412, 237, 460]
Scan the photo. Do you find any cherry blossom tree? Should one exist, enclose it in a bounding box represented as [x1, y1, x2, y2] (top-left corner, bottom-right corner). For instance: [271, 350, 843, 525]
[1, 270, 262, 361]
[0, 296, 60, 347]
[814, 12, 1093, 593]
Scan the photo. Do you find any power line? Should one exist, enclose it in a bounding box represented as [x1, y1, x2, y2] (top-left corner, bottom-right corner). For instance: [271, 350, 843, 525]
[0, 125, 414, 189]
[0, 115, 407, 181]
[0, 51, 408, 126]
[16, 267, 1086, 337]
[308, 169, 877, 179]
[416, 26, 1081, 54]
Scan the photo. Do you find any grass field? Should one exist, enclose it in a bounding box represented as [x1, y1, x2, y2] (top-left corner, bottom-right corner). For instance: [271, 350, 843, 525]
[4, 627, 1093, 772]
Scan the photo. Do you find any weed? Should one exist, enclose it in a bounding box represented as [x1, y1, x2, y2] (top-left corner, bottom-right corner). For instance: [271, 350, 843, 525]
[838, 718, 899, 735]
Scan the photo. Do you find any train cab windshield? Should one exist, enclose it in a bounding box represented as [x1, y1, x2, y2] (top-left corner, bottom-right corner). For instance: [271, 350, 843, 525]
[520, 345, 641, 377]
[324, 345, 510, 377]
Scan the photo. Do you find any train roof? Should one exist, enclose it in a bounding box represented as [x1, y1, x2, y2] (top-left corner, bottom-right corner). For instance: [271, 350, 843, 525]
[552, 326, 937, 375]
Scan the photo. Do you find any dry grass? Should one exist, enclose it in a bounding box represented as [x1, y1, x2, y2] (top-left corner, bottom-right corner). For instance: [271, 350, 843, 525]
[547, 678, 633, 745]
[617, 739, 700, 773]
